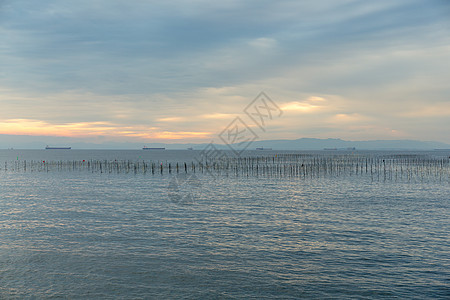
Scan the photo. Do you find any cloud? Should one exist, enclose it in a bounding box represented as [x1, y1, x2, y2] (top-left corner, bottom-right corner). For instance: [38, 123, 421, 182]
[156, 117, 185, 122]
[331, 113, 371, 123]
[201, 113, 234, 119]
[398, 102, 450, 118]
[248, 37, 278, 49]
[281, 102, 319, 113]
[0, 0, 449, 144]
[280, 96, 329, 113]
[0, 118, 211, 141]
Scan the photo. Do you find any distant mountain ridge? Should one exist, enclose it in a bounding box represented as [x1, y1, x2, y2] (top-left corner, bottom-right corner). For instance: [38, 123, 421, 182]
[1, 134, 449, 150]
[246, 138, 450, 151]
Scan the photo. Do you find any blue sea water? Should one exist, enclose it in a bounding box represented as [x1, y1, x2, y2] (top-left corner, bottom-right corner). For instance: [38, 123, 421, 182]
[0, 150, 449, 299]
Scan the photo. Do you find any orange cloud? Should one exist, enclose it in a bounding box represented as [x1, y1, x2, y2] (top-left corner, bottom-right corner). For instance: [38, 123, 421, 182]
[280, 96, 328, 113]
[281, 102, 319, 112]
[156, 117, 185, 122]
[0, 119, 211, 141]
[154, 131, 212, 139]
[331, 113, 369, 123]
[201, 113, 233, 119]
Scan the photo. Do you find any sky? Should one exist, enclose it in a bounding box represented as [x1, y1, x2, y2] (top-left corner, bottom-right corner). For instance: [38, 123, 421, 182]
[1, 0, 450, 147]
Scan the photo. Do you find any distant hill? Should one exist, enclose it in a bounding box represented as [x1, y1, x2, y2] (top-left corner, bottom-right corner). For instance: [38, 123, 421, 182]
[1, 134, 449, 150]
[247, 138, 450, 151]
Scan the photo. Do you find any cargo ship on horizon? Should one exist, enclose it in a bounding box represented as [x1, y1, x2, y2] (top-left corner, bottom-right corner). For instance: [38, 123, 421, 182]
[45, 145, 71, 150]
[143, 146, 165, 150]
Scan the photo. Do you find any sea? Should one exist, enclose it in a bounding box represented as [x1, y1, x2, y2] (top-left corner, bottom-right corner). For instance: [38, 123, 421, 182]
[0, 149, 449, 299]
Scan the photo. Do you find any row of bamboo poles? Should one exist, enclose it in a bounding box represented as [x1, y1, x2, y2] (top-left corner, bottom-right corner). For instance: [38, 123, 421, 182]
[1, 154, 449, 182]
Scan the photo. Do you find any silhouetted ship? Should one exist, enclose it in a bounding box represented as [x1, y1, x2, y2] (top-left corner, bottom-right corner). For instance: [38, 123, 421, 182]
[143, 147, 165, 150]
[45, 145, 71, 150]
[256, 147, 272, 150]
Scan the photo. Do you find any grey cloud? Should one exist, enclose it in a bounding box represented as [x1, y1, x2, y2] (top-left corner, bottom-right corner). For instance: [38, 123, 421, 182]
[1, 0, 449, 143]
[3, 0, 448, 95]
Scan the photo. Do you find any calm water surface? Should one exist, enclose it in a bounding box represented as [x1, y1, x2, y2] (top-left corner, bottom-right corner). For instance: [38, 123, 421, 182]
[0, 150, 449, 299]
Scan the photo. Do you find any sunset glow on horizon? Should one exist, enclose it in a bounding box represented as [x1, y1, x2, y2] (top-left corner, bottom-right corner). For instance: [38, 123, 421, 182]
[0, 119, 212, 142]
